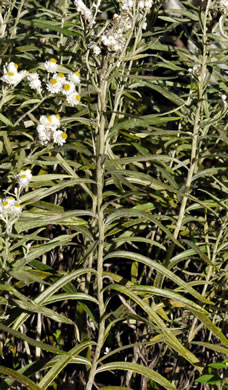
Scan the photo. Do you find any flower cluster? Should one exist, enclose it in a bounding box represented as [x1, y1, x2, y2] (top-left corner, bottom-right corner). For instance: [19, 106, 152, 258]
[0, 197, 22, 217]
[45, 61, 81, 107]
[1, 60, 81, 109]
[0, 62, 27, 86]
[138, 0, 153, 10]
[36, 114, 67, 146]
[17, 169, 32, 188]
[74, 0, 93, 23]
[87, 0, 153, 55]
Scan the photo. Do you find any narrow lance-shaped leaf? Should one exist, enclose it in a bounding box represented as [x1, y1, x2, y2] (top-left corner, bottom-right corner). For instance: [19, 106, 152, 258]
[0, 366, 41, 390]
[38, 341, 95, 389]
[12, 268, 97, 331]
[104, 251, 213, 305]
[96, 362, 177, 390]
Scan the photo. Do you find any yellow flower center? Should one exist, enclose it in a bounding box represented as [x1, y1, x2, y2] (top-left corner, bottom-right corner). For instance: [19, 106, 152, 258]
[21, 174, 27, 179]
[15, 203, 21, 208]
[61, 133, 68, 140]
[63, 84, 71, 91]
[58, 73, 64, 78]
[75, 72, 80, 77]
[56, 114, 60, 120]
[20, 169, 25, 173]
[50, 79, 57, 85]
[15, 64, 19, 69]
[3, 201, 8, 206]
[9, 72, 14, 76]
[76, 95, 81, 101]
[48, 117, 52, 123]
[50, 58, 57, 63]
[9, 197, 14, 200]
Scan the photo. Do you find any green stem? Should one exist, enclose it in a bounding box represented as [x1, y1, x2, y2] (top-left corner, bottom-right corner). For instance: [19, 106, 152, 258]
[154, 1, 211, 288]
[86, 74, 107, 390]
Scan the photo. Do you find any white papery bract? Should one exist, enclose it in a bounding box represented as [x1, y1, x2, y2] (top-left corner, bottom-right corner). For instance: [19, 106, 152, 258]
[37, 114, 66, 145]
[27, 72, 42, 92]
[1, 62, 27, 86]
[17, 169, 32, 188]
[52, 72, 66, 85]
[62, 81, 75, 95]
[74, 0, 93, 22]
[12, 202, 22, 215]
[121, 0, 133, 10]
[53, 130, 68, 146]
[89, 43, 102, 56]
[66, 92, 81, 106]
[37, 124, 52, 145]
[44, 58, 58, 73]
[47, 77, 62, 94]
[68, 72, 80, 85]
[0, 197, 22, 216]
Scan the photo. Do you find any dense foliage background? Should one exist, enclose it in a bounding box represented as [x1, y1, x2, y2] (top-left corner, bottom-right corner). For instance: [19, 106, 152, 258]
[0, 0, 227, 389]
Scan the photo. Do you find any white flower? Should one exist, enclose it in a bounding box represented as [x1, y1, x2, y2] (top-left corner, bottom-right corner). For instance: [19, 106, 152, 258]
[0, 199, 10, 214]
[52, 72, 66, 85]
[27, 72, 42, 92]
[53, 130, 68, 146]
[48, 114, 61, 127]
[74, 0, 93, 22]
[12, 202, 22, 215]
[37, 124, 52, 144]
[0, 197, 22, 216]
[44, 58, 58, 73]
[1, 66, 26, 86]
[121, 0, 133, 10]
[68, 71, 80, 84]
[145, 0, 153, 9]
[0, 197, 14, 213]
[37, 114, 62, 144]
[7, 62, 19, 73]
[66, 92, 81, 106]
[91, 44, 101, 56]
[46, 77, 62, 94]
[220, 0, 228, 8]
[40, 114, 60, 129]
[61, 81, 75, 96]
[17, 169, 32, 188]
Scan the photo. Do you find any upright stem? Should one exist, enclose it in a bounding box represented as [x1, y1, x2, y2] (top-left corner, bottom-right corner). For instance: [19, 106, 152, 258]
[86, 74, 107, 390]
[155, 1, 211, 287]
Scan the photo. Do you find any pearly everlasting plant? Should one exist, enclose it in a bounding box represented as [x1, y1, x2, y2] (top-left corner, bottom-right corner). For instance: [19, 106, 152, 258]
[0, 0, 227, 389]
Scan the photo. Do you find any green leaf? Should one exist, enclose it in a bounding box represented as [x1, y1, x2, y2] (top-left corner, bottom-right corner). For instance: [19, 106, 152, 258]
[131, 286, 208, 314]
[38, 341, 94, 389]
[195, 374, 220, 384]
[0, 366, 41, 390]
[12, 298, 76, 326]
[105, 209, 183, 249]
[0, 324, 64, 355]
[190, 309, 228, 348]
[208, 363, 226, 369]
[0, 114, 13, 126]
[12, 268, 96, 331]
[44, 293, 98, 305]
[13, 234, 76, 268]
[104, 251, 213, 305]
[106, 284, 200, 366]
[96, 362, 177, 390]
[21, 19, 81, 37]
